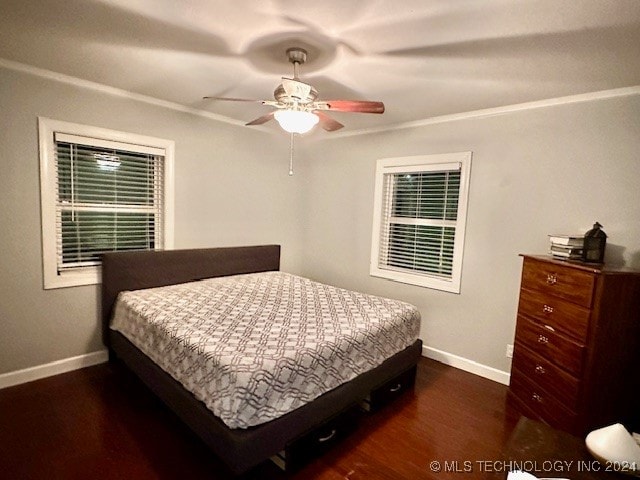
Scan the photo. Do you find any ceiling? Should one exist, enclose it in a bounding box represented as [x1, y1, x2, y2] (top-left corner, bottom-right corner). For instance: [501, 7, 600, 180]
[1, 0, 640, 134]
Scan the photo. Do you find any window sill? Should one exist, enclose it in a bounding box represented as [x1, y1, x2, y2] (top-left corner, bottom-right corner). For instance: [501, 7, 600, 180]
[43, 267, 100, 289]
[370, 266, 461, 293]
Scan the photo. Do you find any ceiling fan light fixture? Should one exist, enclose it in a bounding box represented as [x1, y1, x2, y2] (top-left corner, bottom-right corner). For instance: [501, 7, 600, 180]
[274, 109, 319, 134]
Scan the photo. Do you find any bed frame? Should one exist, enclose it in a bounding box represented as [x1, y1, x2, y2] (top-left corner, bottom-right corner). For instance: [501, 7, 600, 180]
[101, 245, 422, 475]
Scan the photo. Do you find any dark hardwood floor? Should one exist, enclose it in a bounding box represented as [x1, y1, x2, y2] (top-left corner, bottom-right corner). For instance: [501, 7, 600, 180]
[0, 357, 521, 479]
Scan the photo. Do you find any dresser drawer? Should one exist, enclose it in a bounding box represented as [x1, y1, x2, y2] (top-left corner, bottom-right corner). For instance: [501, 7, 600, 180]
[521, 257, 596, 308]
[515, 315, 585, 376]
[509, 369, 578, 433]
[518, 288, 590, 343]
[511, 344, 581, 410]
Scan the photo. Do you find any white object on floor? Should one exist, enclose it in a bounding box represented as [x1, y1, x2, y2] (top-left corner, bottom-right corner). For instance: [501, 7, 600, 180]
[507, 471, 568, 480]
[507, 472, 537, 480]
[585, 423, 640, 473]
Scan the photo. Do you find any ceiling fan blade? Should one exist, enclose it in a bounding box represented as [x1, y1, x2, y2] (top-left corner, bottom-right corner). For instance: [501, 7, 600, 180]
[281, 78, 312, 101]
[323, 100, 385, 114]
[245, 112, 275, 126]
[203, 96, 266, 102]
[315, 111, 344, 132]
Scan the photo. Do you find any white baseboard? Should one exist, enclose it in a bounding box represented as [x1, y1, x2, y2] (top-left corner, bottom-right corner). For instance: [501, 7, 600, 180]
[422, 345, 511, 385]
[0, 345, 509, 390]
[0, 350, 109, 390]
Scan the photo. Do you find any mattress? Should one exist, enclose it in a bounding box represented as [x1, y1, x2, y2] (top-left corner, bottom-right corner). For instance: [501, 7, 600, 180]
[110, 271, 420, 429]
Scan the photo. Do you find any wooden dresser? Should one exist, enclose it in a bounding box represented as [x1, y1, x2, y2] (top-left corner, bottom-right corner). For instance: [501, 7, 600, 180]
[508, 255, 640, 436]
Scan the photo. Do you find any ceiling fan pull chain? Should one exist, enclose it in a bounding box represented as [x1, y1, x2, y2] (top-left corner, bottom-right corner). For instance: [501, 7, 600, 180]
[289, 132, 295, 176]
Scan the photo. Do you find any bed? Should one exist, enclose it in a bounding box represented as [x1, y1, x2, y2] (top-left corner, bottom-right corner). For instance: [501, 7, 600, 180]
[101, 245, 422, 474]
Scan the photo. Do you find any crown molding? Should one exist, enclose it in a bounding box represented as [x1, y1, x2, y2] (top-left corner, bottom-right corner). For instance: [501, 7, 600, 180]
[333, 85, 640, 138]
[2, 57, 638, 138]
[0, 57, 259, 130]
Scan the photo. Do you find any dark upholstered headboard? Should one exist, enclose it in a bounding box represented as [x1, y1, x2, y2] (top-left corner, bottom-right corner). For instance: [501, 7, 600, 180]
[101, 245, 281, 347]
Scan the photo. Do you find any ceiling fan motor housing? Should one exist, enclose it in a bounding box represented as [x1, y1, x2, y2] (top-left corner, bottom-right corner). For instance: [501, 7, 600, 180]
[273, 84, 318, 104]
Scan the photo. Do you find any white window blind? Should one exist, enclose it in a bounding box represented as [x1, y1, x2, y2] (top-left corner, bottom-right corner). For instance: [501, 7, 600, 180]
[371, 153, 471, 293]
[54, 133, 165, 272]
[39, 118, 174, 289]
[379, 166, 460, 277]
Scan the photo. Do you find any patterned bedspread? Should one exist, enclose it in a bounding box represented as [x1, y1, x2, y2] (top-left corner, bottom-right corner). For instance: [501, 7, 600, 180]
[110, 271, 420, 429]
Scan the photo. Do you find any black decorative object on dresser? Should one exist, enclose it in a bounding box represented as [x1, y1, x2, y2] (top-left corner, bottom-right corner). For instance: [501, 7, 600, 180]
[582, 222, 607, 263]
[508, 255, 640, 436]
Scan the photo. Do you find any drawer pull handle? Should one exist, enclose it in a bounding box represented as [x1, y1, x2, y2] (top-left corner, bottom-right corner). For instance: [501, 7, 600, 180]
[389, 383, 402, 393]
[546, 273, 557, 285]
[532, 393, 543, 403]
[542, 304, 554, 314]
[535, 365, 546, 374]
[318, 429, 337, 443]
[538, 335, 549, 344]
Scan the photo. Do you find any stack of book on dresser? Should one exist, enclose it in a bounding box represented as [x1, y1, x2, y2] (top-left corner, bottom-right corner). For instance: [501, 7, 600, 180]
[548, 234, 584, 260]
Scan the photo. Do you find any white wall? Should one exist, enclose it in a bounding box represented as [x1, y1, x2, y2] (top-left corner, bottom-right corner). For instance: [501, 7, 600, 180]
[298, 93, 640, 375]
[2, 60, 639, 383]
[0, 66, 305, 375]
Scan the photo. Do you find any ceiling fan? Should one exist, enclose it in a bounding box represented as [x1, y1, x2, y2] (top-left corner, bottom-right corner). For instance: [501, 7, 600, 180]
[203, 47, 385, 134]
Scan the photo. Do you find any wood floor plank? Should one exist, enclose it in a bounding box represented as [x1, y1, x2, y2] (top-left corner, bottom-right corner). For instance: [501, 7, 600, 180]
[0, 357, 521, 479]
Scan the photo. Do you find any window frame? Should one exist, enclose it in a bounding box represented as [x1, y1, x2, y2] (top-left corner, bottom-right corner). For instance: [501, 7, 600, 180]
[370, 152, 472, 293]
[38, 117, 175, 289]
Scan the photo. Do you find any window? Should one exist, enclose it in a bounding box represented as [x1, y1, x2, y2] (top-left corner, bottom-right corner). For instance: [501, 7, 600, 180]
[370, 152, 471, 293]
[39, 118, 174, 289]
